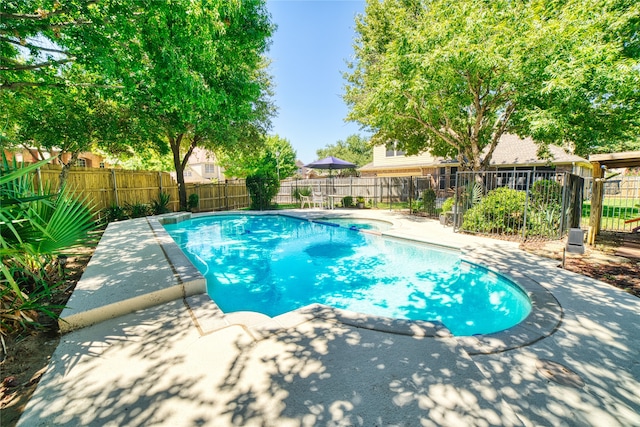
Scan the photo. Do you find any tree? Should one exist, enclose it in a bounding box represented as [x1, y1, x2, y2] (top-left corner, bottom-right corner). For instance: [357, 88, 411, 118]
[1, 0, 138, 90]
[316, 134, 372, 168]
[344, 0, 640, 170]
[219, 134, 298, 180]
[93, 0, 276, 210]
[2, 67, 161, 189]
[3, 1, 276, 210]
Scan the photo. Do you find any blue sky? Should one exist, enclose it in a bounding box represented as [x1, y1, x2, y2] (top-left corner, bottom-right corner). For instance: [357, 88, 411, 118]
[266, 0, 367, 164]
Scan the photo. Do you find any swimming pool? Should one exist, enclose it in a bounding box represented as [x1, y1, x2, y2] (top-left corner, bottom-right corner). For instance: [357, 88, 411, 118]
[164, 214, 531, 336]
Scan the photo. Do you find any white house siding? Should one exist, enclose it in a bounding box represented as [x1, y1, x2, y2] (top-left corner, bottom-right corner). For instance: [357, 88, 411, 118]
[372, 145, 441, 168]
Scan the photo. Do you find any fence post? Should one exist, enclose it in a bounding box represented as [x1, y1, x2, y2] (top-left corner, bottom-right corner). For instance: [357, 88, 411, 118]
[374, 177, 378, 208]
[225, 180, 229, 210]
[559, 172, 569, 238]
[453, 172, 459, 231]
[350, 176, 353, 198]
[158, 171, 163, 194]
[111, 169, 119, 206]
[522, 171, 531, 241]
[36, 167, 42, 193]
[410, 177, 414, 213]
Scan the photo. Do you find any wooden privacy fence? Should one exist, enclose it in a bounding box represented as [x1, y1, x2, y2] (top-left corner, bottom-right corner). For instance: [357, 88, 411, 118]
[37, 165, 250, 214]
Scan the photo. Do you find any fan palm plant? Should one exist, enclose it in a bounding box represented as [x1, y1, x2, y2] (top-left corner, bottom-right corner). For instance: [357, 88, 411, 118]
[1, 154, 97, 333]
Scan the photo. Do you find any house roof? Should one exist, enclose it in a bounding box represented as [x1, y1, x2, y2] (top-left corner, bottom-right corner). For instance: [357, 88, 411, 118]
[359, 134, 589, 172]
[486, 134, 589, 166]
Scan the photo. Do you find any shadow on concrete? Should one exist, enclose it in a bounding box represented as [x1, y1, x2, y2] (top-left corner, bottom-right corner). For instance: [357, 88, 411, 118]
[463, 245, 640, 426]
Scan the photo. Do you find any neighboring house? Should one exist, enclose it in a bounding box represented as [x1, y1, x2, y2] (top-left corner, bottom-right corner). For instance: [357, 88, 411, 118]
[359, 134, 592, 189]
[171, 147, 225, 184]
[295, 160, 310, 178]
[4, 147, 109, 168]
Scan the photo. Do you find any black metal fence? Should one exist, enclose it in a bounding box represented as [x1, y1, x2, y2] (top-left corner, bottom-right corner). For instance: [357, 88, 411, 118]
[453, 171, 583, 240]
[275, 172, 584, 241]
[275, 176, 452, 209]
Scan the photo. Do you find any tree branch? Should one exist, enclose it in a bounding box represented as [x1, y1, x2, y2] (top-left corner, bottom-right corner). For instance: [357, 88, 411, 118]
[481, 102, 517, 170]
[0, 35, 69, 55]
[0, 11, 54, 21]
[0, 57, 74, 71]
[401, 91, 462, 150]
[0, 80, 124, 90]
[0, 2, 98, 21]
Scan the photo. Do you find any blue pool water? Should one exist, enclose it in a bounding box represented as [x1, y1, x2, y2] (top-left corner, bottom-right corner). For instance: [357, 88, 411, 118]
[315, 218, 392, 232]
[164, 214, 531, 336]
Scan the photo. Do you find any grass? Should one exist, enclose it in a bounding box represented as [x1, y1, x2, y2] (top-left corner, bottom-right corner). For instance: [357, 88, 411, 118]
[582, 198, 640, 231]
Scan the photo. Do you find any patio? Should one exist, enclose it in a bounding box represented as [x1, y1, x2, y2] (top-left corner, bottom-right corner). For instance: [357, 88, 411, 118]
[17, 210, 640, 426]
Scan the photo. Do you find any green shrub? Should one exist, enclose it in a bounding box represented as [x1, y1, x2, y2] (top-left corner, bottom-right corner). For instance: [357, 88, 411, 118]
[292, 186, 312, 201]
[152, 192, 171, 215]
[342, 195, 354, 207]
[530, 179, 562, 209]
[460, 181, 484, 208]
[420, 189, 437, 212]
[126, 202, 151, 218]
[462, 187, 526, 234]
[246, 173, 279, 210]
[188, 193, 199, 211]
[441, 197, 455, 213]
[1, 154, 97, 334]
[103, 204, 127, 223]
[527, 179, 563, 237]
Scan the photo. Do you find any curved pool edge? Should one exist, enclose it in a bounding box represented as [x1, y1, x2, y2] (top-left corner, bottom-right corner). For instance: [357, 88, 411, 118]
[454, 260, 563, 355]
[152, 212, 563, 354]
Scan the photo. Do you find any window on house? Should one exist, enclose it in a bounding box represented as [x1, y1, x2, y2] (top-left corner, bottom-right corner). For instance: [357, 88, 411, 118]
[76, 158, 87, 167]
[385, 142, 405, 157]
[99, 162, 105, 168]
[439, 167, 446, 189]
[450, 167, 458, 188]
[204, 164, 216, 174]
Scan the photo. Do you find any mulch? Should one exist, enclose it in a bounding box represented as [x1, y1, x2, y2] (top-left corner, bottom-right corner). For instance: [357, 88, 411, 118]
[521, 231, 640, 299]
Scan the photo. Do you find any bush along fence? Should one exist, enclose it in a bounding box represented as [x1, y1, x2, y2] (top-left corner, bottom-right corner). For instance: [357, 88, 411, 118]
[36, 165, 250, 222]
[453, 171, 584, 241]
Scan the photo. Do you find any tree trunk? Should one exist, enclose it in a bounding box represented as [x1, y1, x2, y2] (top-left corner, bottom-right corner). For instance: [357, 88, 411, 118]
[58, 150, 80, 193]
[169, 133, 187, 211]
[169, 132, 199, 211]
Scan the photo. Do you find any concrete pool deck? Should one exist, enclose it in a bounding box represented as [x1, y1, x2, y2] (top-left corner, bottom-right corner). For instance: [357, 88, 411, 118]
[17, 210, 640, 426]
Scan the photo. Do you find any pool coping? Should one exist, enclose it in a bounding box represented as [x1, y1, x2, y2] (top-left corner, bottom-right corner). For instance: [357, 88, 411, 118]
[152, 211, 563, 355]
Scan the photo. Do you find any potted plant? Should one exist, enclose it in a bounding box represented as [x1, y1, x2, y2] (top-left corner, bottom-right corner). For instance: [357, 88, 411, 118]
[356, 196, 365, 209]
[342, 195, 354, 208]
[439, 197, 455, 225]
[188, 193, 199, 212]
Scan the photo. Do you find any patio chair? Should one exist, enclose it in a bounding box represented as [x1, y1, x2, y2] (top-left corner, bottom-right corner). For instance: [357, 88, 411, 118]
[300, 195, 311, 209]
[311, 188, 325, 209]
